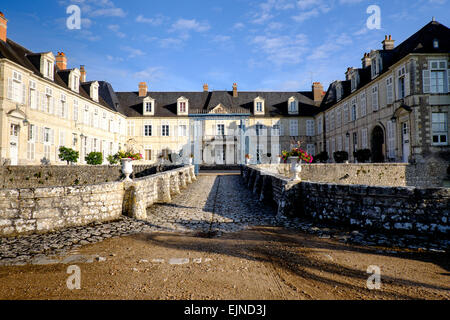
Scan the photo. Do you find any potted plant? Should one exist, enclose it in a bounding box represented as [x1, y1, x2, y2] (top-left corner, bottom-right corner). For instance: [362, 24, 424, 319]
[113, 149, 143, 181]
[333, 151, 349, 163]
[281, 140, 313, 181]
[353, 149, 371, 163]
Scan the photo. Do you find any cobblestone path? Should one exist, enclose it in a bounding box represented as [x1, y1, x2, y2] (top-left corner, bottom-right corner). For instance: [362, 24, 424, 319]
[145, 175, 282, 235]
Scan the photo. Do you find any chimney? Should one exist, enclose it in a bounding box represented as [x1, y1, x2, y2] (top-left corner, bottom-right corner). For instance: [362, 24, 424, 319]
[80, 65, 86, 82]
[232, 83, 238, 98]
[0, 12, 7, 43]
[203, 83, 209, 92]
[138, 82, 148, 97]
[361, 53, 371, 68]
[312, 82, 324, 103]
[345, 67, 353, 81]
[382, 35, 395, 50]
[56, 52, 67, 70]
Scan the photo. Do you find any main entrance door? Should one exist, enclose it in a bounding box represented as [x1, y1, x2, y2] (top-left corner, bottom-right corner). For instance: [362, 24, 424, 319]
[371, 126, 385, 163]
[401, 122, 410, 163]
[9, 124, 19, 165]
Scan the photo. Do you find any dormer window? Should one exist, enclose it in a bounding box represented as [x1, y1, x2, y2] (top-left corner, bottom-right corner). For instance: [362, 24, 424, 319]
[90, 82, 99, 102]
[69, 69, 81, 93]
[336, 84, 343, 101]
[288, 97, 298, 114]
[40, 53, 55, 81]
[371, 54, 382, 79]
[177, 97, 189, 115]
[254, 97, 265, 115]
[351, 72, 359, 92]
[433, 39, 439, 49]
[143, 96, 155, 116]
[44, 59, 54, 80]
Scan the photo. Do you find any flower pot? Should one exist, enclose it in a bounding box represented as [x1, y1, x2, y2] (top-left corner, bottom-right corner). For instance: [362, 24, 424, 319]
[189, 158, 193, 165]
[245, 158, 250, 165]
[121, 158, 133, 182]
[288, 156, 302, 181]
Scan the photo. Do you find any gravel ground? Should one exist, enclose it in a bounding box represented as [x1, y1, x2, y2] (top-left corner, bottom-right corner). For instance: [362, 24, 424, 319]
[0, 174, 448, 300]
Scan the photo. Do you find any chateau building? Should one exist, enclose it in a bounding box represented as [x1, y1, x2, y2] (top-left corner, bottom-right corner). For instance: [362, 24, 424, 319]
[317, 19, 450, 165]
[0, 11, 448, 166]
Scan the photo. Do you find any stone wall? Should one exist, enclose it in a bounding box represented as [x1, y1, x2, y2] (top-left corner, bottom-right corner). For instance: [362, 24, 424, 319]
[0, 164, 182, 189]
[256, 161, 448, 188]
[0, 165, 196, 237]
[242, 166, 450, 238]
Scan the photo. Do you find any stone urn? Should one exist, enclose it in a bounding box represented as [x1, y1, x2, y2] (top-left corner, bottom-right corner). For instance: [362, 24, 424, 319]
[121, 158, 133, 182]
[245, 158, 250, 165]
[288, 156, 302, 181]
[189, 157, 193, 165]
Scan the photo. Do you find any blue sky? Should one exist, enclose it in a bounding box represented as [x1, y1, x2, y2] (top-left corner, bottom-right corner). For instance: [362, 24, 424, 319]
[3, 0, 450, 92]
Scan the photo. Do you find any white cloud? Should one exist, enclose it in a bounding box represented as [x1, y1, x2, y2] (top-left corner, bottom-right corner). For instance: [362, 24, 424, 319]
[108, 24, 125, 38]
[136, 14, 165, 26]
[170, 19, 210, 33]
[307, 33, 352, 61]
[292, 0, 331, 23]
[90, 8, 125, 17]
[232, 22, 245, 30]
[159, 38, 184, 48]
[252, 34, 309, 65]
[133, 67, 165, 82]
[121, 46, 145, 58]
[212, 35, 231, 43]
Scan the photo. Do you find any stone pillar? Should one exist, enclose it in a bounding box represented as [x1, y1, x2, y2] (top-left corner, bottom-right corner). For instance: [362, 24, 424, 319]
[170, 173, 181, 196]
[158, 177, 172, 203]
[189, 166, 197, 181]
[179, 171, 187, 189]
[185, 169, 192, 184]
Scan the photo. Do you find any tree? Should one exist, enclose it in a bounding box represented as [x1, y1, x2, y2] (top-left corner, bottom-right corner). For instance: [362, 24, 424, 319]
[85, 152, 103, 165]
[58, 146, 79, 165]
[107, 154, 119, 165]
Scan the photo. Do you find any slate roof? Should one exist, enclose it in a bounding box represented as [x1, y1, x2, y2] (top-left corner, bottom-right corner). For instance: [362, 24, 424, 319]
[320, 20, 450, 111]
[0, 38, 113, 111]
[113, 90, 319, 118]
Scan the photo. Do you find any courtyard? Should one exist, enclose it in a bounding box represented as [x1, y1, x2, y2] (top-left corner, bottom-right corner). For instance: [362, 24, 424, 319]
[0, 173, 448, 300]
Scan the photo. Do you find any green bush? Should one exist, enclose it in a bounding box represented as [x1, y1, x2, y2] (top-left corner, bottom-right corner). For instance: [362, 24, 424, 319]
[314, 151, 329, 163]
[353, 149, 372, 163]
[85, 152, 103, 165]
[107, 154, 119, 165]
[333, 151, 349, 163]
[58, 146, 79, 165]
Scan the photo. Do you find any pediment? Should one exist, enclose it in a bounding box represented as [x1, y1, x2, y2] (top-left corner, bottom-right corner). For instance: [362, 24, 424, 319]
[209, 104, 228, 114]
[7, 108, 26, 120]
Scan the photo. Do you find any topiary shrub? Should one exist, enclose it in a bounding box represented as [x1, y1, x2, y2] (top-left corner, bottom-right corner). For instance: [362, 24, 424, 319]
[58, 146, 79, 165]
[107, 154, 119, 165]
[314, 151, 329, 163]
[353, 149, 372, 163]
[333, 151, 349, 163]
[85, 152, 103, 165]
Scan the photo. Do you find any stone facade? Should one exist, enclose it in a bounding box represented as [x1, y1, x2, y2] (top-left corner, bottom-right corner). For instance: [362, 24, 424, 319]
[255, 162, 448, 188]
[0, 165, 195, 237]
[242, 165, 450, 238]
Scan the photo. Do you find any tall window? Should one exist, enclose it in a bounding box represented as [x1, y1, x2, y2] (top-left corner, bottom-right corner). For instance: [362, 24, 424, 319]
[336, 108, 342, 128]
[162, 125, 170, 137]
[353, 132, 358, 153]
[397, 67, 406, 99]
[343, 104, 349, 124]
[360, 93, 366, 117]
[145, 102, 152, 113]
[361, 128, 368, 149]
[128, 121, 135, 136]
[351, 99, 357, 121]
[372, 86, 379, 111]
[60, 94, 67, 118]
[144, 125, 152, 137]
[73, 100, 79, 121]
[306, 120, 315, 136]
[272, 122, 280, 136]
[217, 124, 225, 136]
[432, 113, 448, 145]
[145, 149, 152, 161]
[8, 71, 24, 104]
[289, 120, 298, 137]
[386, 77, 394, 104]
[178, 125, 187, 137]
[29, 81, 37, 109]
[179, 102, 186, 113]
[330, 111, 335, 130]
[256, 102, 263, 112]
[387, 120, 396, 159]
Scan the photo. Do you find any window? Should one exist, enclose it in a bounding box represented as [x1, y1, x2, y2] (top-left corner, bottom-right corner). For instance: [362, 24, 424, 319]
[337, 136, 342, 151]
[145, 102, 152, 113]
[84, 105, 89, 125]
[306, 120, 315, 136]
[371, 58, 377, 78]
[360, 93, 366, 117]
[343, 104, 349, 124]
[29, 81, 37, 109]
[336, 108, 342, 128]
[144, 125, 152, 137]
[387, 120, 396, 159]
[289, 101, 297, 113]
[423, 60, 449, 94]
[72, 75, 79, 92]
[45, 88, 53, 114]
[272, 122, 280, 136]
[44, 59, 54, 80]
[432, 113, 448, 145]
[162, 124, 170, 137]
[128, 121, 135, 136]
[397, 66, 406, 99]
[145, 149, 152, 161]
[336, 84, 342, 101]
[316, 117, 323, 135]
[179, 102, 186, 113]
[361, 128, 368, 149]
[433, 39, 439, 49]
[352, 132, 358, 153]
[8, 70, 25, 104]
[72, 134, 77, 147]
[330, 111, 335, 130]
[73, 100, 79, 121]
[386, 77, 394, 104]
[44, 128, 51, 144]
[372, 85, 379, 111]
[255, 123, 264, 136]
[351, 98, 357, 121]
[256, 102, 263, 112]
[351, 73, 358, 91]
[217, 124, 225, 136]
[325, 114, 329, 130]
[306, 144, 315, 156]
[178, 124, 187, 137]
[60, 94, 67, 118]
[289, 120, 298, 137]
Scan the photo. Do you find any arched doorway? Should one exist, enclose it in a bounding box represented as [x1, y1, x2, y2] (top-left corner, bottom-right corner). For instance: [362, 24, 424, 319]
[371, 126, 385, 163]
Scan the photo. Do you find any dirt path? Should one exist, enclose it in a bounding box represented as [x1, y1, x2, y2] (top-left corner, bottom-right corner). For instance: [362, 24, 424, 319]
[0, 174, 448, 300]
